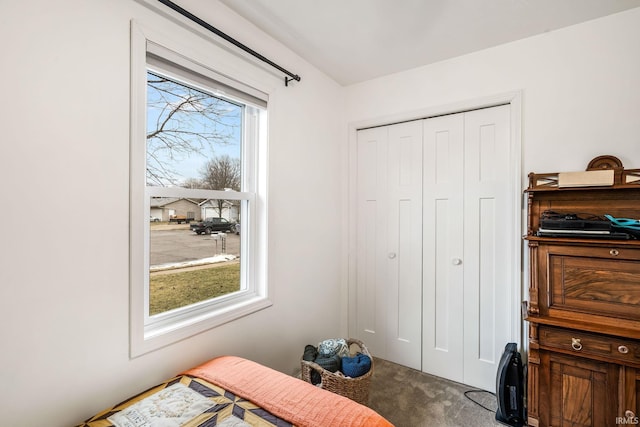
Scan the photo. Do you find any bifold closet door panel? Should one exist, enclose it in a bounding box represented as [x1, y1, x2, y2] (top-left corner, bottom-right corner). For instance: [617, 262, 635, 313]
[355, 126, 389, 357]
[385, 120, 423, 370]
[462, 104, 513, 390]
[422, 112, 465, 383]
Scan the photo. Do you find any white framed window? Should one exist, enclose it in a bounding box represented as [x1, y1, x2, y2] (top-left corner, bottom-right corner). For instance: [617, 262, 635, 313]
[130, 21, 270, 357]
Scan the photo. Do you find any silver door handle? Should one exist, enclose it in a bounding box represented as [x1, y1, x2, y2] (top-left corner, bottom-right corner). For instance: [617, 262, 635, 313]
[388, 252, 396, 259]
[452, 258, 462, 265]
[571, 338, 583, 351]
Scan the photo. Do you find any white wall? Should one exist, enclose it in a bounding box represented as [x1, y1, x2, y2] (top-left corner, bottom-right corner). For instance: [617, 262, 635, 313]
[0, 1, 345, 426]
[345, 7, 640, 177]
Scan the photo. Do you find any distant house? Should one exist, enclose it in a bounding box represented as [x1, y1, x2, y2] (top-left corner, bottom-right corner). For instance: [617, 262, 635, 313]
[198, 199, 240, 222]
[150, 197, 202, 222]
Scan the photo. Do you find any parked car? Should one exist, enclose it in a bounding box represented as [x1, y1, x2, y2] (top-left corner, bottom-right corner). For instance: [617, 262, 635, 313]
[190, 217, 235, 235]
[150, 215, 161, 222]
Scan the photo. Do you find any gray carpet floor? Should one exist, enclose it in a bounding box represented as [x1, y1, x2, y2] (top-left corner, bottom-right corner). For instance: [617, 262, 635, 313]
[368, 358, 504, 427]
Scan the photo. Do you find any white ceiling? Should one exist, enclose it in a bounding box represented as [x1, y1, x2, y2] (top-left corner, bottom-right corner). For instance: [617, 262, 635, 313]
[218, 0, 640, 86]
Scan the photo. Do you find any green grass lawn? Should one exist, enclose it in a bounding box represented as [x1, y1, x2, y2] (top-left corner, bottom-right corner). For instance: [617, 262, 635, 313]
[149, 263, 240, 316]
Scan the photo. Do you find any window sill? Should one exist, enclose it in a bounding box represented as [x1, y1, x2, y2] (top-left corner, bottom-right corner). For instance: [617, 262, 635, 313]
[131, 295, 272, 358]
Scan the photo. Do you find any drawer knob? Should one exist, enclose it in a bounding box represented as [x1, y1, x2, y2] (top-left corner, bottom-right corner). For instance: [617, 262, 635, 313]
[610, 249, 619, 256]
[625, 410, 636, 418]
[571, 338, 583, 351]
[618, 345, 629, 354]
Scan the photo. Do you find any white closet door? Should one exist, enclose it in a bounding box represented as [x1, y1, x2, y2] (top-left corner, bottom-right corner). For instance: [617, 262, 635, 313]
[422, 113, 465, 383]
[462, 104, 512, 390]
[355, 104, 514, 388]
[386, 121, 423, 370]
[355, 121, 423, 369]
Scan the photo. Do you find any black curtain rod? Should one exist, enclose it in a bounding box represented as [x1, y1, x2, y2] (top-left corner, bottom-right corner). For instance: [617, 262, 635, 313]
[157, 0, 301, 86]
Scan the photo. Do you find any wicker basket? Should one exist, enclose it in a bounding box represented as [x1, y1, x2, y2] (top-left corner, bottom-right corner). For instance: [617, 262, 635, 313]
[300, 338, 373, 405]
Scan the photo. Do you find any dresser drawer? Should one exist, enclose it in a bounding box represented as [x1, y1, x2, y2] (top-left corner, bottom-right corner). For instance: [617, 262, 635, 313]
[539, 325, 640, 366]
[540, 243, 640, 322]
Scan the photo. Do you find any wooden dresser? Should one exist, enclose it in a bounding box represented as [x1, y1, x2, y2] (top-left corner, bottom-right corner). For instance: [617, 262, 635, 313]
[525, 156, 640, 427]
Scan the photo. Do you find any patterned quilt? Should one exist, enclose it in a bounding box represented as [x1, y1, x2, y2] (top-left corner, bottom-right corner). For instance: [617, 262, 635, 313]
[76, 375, 292, 427]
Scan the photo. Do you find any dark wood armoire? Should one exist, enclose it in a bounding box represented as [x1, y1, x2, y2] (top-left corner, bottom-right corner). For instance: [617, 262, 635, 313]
[525, 156, 640, 427]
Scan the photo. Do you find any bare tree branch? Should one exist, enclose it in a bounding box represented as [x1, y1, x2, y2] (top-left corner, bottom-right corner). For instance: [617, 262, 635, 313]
[146, 72, 241, 186]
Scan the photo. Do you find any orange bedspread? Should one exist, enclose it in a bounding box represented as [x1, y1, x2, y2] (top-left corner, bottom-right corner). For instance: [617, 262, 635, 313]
[185, 356, 394, 427]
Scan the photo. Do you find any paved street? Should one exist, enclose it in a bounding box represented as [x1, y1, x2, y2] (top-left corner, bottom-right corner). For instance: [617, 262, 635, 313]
[149, 223, 240, 266]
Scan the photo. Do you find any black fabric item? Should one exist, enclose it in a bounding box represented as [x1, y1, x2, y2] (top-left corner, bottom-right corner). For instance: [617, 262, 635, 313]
[302, 344, 322, 385]
[310, 370, 321, 385]
[302, 344, 318, 361]
[314, 354, 341, 373]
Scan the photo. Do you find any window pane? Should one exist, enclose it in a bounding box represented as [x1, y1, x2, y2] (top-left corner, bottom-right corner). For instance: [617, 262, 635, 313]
[146, 71, 242, 189]
[148, 197, 242, 316]
[146, 70, 244, 316]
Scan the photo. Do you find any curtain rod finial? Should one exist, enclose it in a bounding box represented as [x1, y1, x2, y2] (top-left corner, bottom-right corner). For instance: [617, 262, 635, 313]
[284, 75, 301, 87]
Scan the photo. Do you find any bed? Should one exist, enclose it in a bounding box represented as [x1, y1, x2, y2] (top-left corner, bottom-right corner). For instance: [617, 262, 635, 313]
[76, 355, 393, 427]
